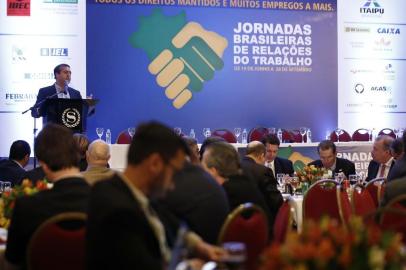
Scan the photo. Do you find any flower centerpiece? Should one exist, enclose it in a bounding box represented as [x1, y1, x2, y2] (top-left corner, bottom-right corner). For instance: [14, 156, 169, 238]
[259, 217, 405, 270]
[0, 179, 49, 228]
[296, 165, 329, 185]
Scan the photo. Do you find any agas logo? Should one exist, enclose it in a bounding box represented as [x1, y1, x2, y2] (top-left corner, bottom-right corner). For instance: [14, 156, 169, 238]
[355, 83, 364, 94]
[360, 0, 384, 15]
[377, 28, 400, 34]
[370, 86, 391, 92]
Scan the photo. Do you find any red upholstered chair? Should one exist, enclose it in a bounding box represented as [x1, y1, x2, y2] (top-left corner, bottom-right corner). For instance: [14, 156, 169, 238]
[27, 212, 87, 270]
[379, 194, 406, 243]
[212, 129, 237, 143]
[303, 180, 352, 224]
[282, 129, 294, 143]
[352, 128, 370, 141]
[273, 201, 292, 243]
[248, 127, 269, 142]
[350, 185, 377, 219]
[116, 130, 132, 144]
[378, 128, 396, 139]
[329, 130, 352, 142]
[365, 178, 385, 207]
[291, 129, 307, 143]
[218, 203, 268, 270]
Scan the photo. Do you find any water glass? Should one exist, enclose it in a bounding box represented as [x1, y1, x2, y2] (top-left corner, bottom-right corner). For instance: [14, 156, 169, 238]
[348, 174, 358, 186]
[276, 173, 285, 193]
[234, 128, 241, 143]
[3, 182, 11, 192]
[268, 127, 276, 134]
[335, 173, 345, 184]
[220, 242, 246, 270]
[174, 127, 182, 136]
[325, 130, 331, 140]
[299, 127, 307, 143]
[335, 128, 343, 142]
[290, 176, 300, 196]
[128, 127, 136, 138]
[203, 128, 211, 139]
[96, 127, 104, 140]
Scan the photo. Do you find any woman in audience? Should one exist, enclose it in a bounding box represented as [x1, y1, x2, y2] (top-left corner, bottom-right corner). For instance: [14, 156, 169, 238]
[73, 133, 90, 171]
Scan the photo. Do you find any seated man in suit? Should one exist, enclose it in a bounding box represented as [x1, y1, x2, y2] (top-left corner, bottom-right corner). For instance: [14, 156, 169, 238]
[366, 135, 395, 182]
[201, 141, 271, 234]
[261, 134, 294, 176]
[31, 63, 82, 119]
[387, 131, 406, 182]
[308, 140, 355, 178]
[0, 140, 31, 186]
[82, 139, 114, 185]
[240, 141, 283, 235]
[86, 122, 224, 270]
[5, 124, 90, 270]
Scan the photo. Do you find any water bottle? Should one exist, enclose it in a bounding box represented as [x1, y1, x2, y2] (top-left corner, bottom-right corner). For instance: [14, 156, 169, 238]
[189, 128, 196, 139]
[106, 129, 111, 144]
[277, 128, 283, 142]
[306, 129, 312, 143]
[241, 129, 248, 144]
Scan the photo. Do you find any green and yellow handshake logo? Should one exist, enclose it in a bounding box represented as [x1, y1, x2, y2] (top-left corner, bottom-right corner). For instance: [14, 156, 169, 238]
[130, 9, 227, 109]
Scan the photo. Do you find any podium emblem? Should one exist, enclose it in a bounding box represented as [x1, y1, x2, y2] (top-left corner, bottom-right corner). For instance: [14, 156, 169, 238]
[61, 108, 81, 128]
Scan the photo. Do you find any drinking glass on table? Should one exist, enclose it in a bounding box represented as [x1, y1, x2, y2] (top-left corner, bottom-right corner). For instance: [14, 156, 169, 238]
[335, 128, 343, 142]
[203, 128, 211, 139]
[335, 173, 345, 184]
[299, 127, 307, 143]
[96, 127, 104, 140]
[349, 174, 359, 187]
[290, 176, 300, 196]
[174, 127, 182, 136]
[234, 128, 241, 143]
[219, 242, 246, 270]
[277, 173, 285, 193]
[128, 127, 136, 138]
[268, 127, 276, 135]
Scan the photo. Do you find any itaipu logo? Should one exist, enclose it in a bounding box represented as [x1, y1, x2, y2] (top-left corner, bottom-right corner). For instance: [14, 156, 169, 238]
[129, 9, 228, 109]
[360, 0, 384, 14]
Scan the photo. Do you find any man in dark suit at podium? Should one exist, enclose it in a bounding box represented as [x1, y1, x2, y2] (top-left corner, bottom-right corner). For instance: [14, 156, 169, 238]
[31, 63, 82, 118]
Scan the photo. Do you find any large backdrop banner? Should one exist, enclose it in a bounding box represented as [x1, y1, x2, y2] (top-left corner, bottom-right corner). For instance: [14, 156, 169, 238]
[86, 0, 337, 142]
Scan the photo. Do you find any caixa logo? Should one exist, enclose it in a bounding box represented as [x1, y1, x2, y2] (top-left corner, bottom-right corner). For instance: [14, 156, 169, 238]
[40, 48, 68, 57]
[360, 0, 384, 14]
[377, 28, 400, 34]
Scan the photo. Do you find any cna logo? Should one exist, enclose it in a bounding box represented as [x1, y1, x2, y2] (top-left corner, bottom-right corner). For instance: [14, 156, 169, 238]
[7, 0, 30, 16]
[12, 45, 27, 61]
[377, 28, 400, 35]
[360, 0, 384, 15]
[129, 9, 228, 109]
[355, 83, 364, 94]
[40, 48, 69, 57]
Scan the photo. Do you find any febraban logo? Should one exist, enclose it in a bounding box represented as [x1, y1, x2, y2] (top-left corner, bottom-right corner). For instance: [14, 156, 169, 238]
[62, 108, 80, 128]
[129, 9, 228, 109]
[360, 0, 384, 15]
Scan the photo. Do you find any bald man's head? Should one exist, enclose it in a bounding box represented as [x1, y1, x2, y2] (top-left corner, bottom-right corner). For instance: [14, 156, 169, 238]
[246, 141, 266, 165]
[86, 139, 110, 167]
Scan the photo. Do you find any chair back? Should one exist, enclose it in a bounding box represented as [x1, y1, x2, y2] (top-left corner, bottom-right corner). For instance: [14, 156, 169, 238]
[350, 185, 376, 219]
[282, 129, 293, 143]
[27, 212, 87, 270]
[116, 130, 132, 144]
[378, 128, 396, 139]
[212, 129, 237, 143]
[273, 201, 292, 243]
[379, 194, 406, 242]
[352, 128, 370, 141]
[365, 178, 385, 207]
[291, 129, 307, 143]
[218, 203, 268, 270]
[248, 127, 269, 143]
[329, 130, 352, 142]
[303, 180, 351, 224]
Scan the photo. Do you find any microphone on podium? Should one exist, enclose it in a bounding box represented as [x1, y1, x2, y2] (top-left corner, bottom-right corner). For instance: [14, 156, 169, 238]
[63, 80, 69, 95]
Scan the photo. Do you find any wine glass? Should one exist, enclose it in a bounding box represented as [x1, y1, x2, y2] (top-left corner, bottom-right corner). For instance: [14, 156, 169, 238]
[277, 173, 285, 193]
[268, 127, 276, 135]
[128, 127, 136, 138]
[220, 242, 246, 270]
[203, 128, 211, 139]
[349, 174, 358, 187]
[334, 173, 344, 184]
[289, 177, 300, 196]
[299, 127, 307, 143]
[174, 127, 182, 136]
[3, 182, 11, 192]
[234, 128, 241, 143]
[335, 128, 343, 142]
[96, 127, 104, 140]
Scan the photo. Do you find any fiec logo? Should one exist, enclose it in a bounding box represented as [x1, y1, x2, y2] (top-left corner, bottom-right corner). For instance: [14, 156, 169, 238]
[7, 0, 30, 16]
